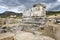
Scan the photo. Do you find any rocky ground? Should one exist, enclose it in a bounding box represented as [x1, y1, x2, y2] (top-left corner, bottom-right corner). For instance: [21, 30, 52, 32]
[13, 31, 55, 40]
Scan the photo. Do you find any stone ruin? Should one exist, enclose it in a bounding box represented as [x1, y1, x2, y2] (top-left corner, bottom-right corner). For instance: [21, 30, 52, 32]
[19, 3, 47, 34]
[12, 3, 55, 40]
[0, 3, 55, 40]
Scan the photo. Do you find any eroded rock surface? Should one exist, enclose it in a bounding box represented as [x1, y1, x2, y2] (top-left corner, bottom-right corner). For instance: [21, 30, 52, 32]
[14, 31, 55, 40]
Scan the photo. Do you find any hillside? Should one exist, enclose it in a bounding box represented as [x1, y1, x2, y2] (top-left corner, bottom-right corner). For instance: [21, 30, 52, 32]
[0, 11, 23, 18]
[46, 11, 60, 16]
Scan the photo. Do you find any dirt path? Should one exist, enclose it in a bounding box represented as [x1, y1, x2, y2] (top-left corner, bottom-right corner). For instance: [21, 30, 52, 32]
[49, 24, 60, 40]
[54, 25, 60, 40]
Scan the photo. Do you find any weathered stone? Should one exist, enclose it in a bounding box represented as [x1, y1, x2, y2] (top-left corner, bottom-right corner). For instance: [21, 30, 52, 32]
[14, 31, 55, 40]
[0, 32, 14, 40]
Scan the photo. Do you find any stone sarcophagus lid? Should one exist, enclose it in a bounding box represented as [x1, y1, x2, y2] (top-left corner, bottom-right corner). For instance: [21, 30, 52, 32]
[31, 3, 46, 17]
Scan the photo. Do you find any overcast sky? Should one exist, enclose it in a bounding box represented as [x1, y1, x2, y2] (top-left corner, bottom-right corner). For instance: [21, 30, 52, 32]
[0, 0, 60, 13]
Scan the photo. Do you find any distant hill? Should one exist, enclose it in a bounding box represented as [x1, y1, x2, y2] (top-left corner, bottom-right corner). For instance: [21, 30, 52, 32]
[0, 11, 23, 18]
[46, 11, 60, 16]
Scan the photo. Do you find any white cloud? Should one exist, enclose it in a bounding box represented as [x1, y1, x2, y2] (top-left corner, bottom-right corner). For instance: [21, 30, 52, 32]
[57, 0, 60, 2]
[0, 4, 26, 13]
[46, 1, 60, 11]
[0, 0, 21, 6]
[0, 6, 8, 9]
[0, 0, 27, 13]
[0, 6, 8, 13]
[7, 5, 26, 13]
[29, 0, 37, 2]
